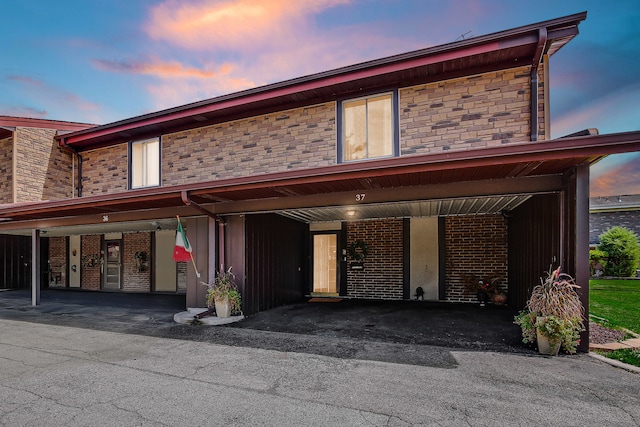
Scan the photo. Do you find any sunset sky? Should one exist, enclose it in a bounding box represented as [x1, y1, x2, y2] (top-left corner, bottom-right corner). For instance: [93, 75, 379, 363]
[1, 0, 638, 196]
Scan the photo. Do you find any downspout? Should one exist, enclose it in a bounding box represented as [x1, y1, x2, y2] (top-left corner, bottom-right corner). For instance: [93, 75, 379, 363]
[530, 27, 547, 142]
[180, 190, 226, 271]
[60, 136, 83, 197]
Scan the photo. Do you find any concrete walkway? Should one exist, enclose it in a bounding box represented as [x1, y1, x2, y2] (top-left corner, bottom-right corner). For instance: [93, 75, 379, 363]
[1, 316, 640, 426]
[591, 337, 640, 352]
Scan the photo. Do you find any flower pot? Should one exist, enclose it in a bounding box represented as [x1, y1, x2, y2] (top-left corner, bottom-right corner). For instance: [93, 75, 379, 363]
[536, 317, 561, 355]
[215, 298, 231, 318]
[492, 293, 507, 305]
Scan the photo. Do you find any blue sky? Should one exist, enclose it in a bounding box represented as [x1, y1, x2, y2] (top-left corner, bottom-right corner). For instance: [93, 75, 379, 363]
[1, 0, 638, 196]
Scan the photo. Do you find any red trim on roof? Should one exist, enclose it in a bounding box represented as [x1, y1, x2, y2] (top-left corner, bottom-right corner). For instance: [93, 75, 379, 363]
[0, 116, 94, 131]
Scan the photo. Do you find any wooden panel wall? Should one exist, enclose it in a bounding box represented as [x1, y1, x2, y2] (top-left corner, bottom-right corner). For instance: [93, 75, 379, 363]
[244, 214, 308, 314]
[507, 193, 561, 309]
[0, 235, 32, 289]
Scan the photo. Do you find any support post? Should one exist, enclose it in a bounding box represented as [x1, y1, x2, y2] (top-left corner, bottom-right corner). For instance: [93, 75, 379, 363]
[574, 164, 590, 352]
[31, 229, 41, 306]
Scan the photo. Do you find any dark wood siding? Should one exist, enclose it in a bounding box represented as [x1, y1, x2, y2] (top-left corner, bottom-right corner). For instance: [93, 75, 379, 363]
[244, 214, 308, 314]
[508, 193, 561, 309]
[0, 235, 32, 289]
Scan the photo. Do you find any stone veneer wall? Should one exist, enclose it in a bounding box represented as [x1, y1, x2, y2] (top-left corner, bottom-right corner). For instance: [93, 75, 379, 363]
[14, 127, 73, 202]
[48, 237, 67, 287]
[346, 219, 404, 300]
[122, 232, 151, 292]
[400, 66, 544, 155]
[445, 215, 508, 302]
[161, 102, 336, 186]
[81, 235, 102, 290]
[0, 136, 12, 203]
[81, 144, 128, 196]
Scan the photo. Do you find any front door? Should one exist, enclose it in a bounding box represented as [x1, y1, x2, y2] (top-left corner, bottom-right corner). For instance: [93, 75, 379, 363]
[104, 240, 121, 289]
[312, 233, 338, 295]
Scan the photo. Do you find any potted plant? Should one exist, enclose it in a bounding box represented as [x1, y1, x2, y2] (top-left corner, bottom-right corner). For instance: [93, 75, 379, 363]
[461, 273, 501, 306]
[202, 267, 242, 318]
[514, 266, 585, 355]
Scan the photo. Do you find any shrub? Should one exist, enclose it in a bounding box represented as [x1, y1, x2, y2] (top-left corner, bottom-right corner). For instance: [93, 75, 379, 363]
[598, 227, 640, 277]
[589, 249, 608, 277]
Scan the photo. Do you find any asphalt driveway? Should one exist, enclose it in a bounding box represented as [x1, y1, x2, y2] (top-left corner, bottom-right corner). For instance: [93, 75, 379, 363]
[1, 289, 527, 367]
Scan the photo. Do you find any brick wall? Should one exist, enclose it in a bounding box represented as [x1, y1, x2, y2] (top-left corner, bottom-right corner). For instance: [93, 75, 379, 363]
[48, 237, 67, 287]
[81, 144, 128, 196]
[14, 127, 73, 202]
[0, 136, 12, 203]
[122, 232, 151, 292]
[400, 66, 537, 155]
[590, 211, 640, 245]
[445, 215, 508, 302]
[346, 219, 404, 299]
[162, 102, 336, 186]
[81, 235, 102, 290]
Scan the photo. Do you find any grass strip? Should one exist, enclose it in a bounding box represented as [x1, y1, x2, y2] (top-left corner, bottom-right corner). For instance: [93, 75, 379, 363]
[589, 279, 640, 334]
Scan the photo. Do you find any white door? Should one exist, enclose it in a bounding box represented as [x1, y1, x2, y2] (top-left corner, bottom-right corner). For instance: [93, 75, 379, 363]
[312, 234, 338, 295]
[410, 217, 439, 300]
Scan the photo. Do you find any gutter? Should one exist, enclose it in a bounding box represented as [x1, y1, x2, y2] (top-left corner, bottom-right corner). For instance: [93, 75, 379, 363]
[530, 27, 547, 142]
[60, 136, 83, 197]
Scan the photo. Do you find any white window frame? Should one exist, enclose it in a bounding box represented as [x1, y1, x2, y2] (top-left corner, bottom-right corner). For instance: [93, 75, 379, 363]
[130, 137, 160, 189]
[338, 91, 398, 163]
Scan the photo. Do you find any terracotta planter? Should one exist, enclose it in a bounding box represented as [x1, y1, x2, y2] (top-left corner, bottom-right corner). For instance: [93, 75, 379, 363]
[492, 293, 507, 305]
[215, 298, 231, 318]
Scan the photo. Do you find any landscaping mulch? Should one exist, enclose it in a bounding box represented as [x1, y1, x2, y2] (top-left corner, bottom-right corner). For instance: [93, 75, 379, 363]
[589, 321, 626, 344]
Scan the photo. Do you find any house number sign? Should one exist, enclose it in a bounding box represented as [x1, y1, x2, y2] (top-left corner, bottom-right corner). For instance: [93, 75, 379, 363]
[355, 193, 366, 201]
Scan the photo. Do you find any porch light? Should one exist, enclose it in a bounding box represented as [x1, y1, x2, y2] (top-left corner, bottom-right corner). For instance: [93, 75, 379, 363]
[346, 209, 357, 217]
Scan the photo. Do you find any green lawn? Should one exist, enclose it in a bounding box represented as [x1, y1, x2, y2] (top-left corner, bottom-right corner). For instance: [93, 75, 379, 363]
[589, 279, 640, 334]
[590, 279, 640, 367]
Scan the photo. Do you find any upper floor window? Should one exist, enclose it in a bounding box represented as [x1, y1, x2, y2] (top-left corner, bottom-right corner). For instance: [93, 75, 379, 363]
[339, 91, 398, 162]
[130, 137, 160, 189]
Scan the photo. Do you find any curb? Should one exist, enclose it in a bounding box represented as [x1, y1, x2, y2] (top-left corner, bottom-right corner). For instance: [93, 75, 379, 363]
[588, 352, 640, 374]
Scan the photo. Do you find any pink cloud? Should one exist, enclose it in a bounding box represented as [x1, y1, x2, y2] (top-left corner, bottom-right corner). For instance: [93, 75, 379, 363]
[10, 75, 101, 113]
[144, 0, 350, 51]
[146, 64, 258, 109]
[0, 105, 48, 119]
[591, 158, 640, 197]
[93, 58, 217, 79]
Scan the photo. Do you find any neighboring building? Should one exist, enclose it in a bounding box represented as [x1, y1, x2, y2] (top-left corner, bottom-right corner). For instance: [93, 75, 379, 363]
[590, 194, 640, 244]
[1, 12, 640, 351]
[0, 117, 93, 289]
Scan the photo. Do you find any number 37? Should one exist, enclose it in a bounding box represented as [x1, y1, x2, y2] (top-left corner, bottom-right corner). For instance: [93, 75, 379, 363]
[355, 193, 366, 202]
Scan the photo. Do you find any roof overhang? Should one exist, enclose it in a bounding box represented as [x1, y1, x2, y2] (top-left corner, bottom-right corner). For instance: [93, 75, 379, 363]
[56, 12, 587, 151]
[2, 130, 638, 231]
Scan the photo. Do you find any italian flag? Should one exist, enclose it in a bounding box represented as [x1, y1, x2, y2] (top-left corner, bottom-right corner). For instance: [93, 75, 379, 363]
[173, 219, 192, 262]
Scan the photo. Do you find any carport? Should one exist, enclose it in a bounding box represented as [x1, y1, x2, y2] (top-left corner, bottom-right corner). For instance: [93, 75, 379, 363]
[1, 130, 640, 354]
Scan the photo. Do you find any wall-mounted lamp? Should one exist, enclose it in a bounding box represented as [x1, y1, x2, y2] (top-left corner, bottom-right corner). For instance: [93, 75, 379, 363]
[346, 209, 357, 217]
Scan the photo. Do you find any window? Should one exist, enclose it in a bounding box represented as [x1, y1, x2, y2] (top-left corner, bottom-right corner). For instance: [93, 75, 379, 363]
[340, 92, 397, 162]
[130, 137, 160, 189]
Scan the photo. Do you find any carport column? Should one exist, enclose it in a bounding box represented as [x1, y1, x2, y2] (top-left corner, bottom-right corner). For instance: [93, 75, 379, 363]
[574, 164, 590, 352]
[31, 229, 41, 306]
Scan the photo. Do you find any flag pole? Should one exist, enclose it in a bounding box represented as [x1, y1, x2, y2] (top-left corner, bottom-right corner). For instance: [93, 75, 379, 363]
[190, 252, 201, 278]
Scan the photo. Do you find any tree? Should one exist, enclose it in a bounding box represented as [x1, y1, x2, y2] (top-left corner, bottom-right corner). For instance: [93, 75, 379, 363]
[598, 226, 640, 277]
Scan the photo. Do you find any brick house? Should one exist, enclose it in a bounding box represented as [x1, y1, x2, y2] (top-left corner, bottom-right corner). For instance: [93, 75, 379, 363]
[0, 117, 92, 289]
[1, 12, 640, 350]
[590, 194, 640, 245]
